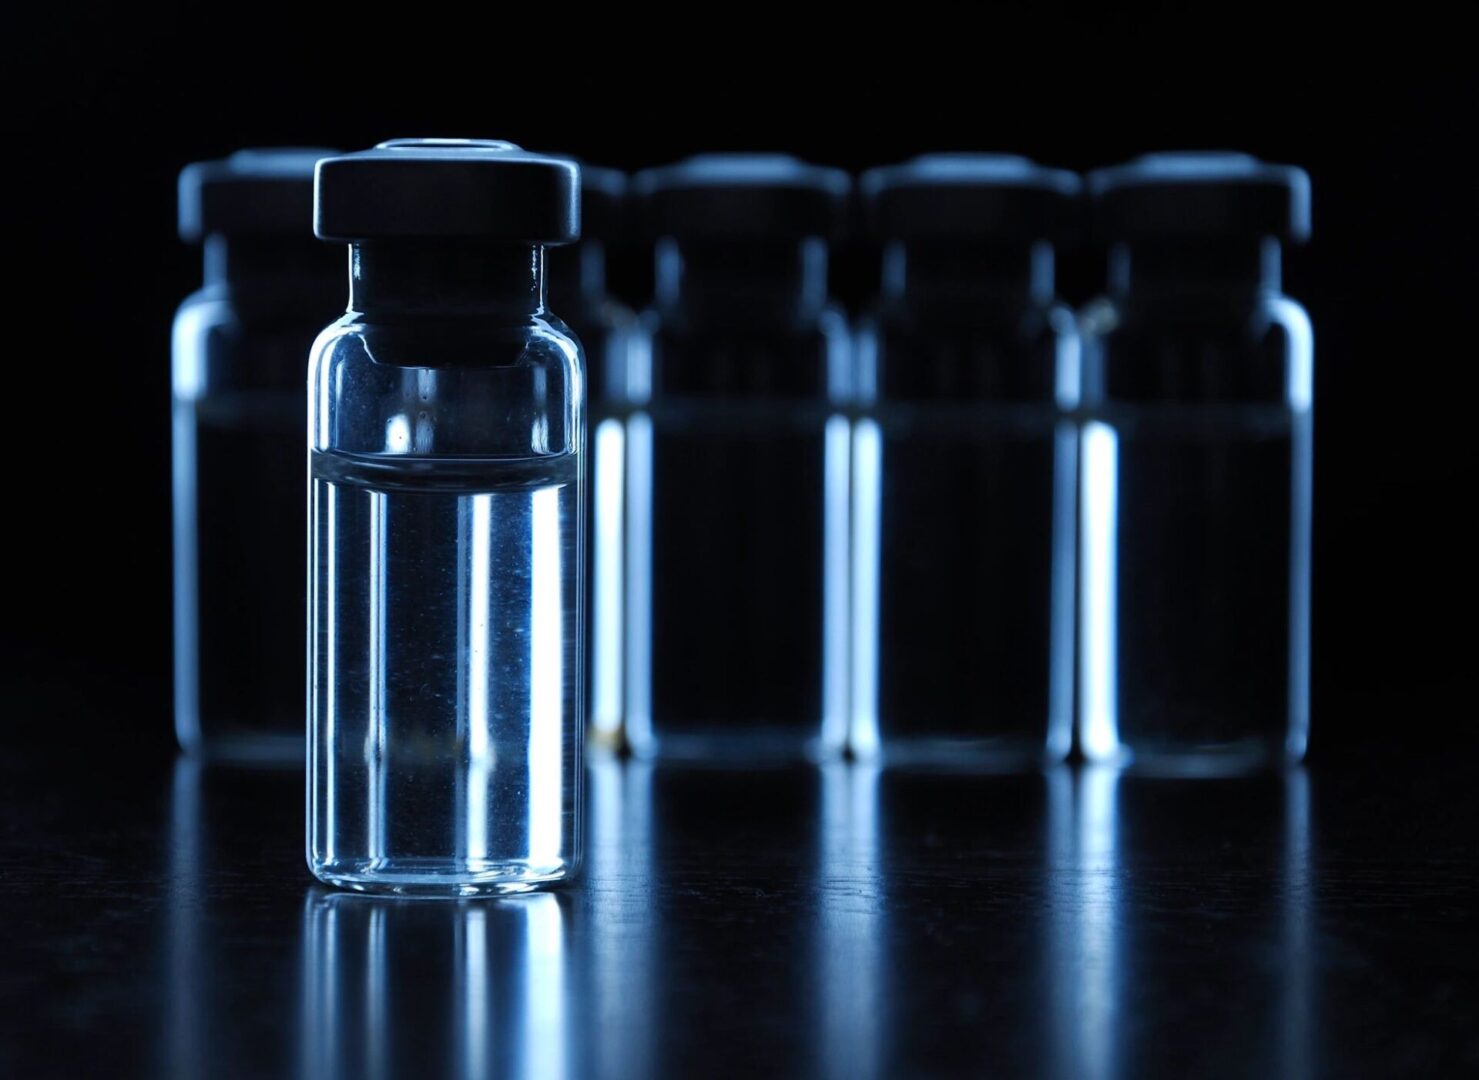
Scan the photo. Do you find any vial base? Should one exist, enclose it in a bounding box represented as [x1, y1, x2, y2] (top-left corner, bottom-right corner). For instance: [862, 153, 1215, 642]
[626, 728, 837, 764]
[177, 727, 304, 765]
[1086, 734, 1304, 777]
[310, 858, 576, 898]
[855, 736, 1067, 772]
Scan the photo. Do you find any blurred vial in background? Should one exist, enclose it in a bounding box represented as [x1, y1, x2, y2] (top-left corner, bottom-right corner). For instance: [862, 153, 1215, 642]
[309, 141, 583, 895]
[1078, 153, 1313, 773]
[852, 155, 1081, 768]
[546, 164, 634, 753]
[626, 155, 852, 761]
[173, 149, 340, 761]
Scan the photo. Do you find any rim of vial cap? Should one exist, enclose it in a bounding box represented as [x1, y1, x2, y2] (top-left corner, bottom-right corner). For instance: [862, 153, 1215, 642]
[314, 139, 581, 244]
[632, 153, 851, 241]
[1087, 151, 1311, 242]
[178, 148, 336, 243]
[548, 158, 625, 242]
[860, 153, 1082, 243]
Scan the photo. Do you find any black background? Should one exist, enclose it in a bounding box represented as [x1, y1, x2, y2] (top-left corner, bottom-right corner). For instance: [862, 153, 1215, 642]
[3, 10, 1471, 759]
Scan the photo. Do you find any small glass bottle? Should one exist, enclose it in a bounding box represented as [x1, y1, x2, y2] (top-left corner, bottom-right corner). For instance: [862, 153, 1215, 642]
[546, 164, 634, 753]
[852, 155, 1081, 767]
[173, 148, 340, 761]
[1078, 152, 1313, 773]
[308, 140, 584, 895]
[626, 155, 851, 760]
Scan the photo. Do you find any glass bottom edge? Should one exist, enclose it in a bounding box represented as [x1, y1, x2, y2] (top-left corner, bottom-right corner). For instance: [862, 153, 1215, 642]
[1088, 739, 1305, 777]
[310, 860, 577, 898]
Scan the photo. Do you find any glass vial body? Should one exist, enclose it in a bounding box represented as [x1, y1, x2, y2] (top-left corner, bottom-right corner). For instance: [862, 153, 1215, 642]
[1078, 238, 1312, 772]
[852, 241, 1077, 766]
[308, 235, 583, 893]
[626, 237, 851, 760]
[173, 150, 339, 760]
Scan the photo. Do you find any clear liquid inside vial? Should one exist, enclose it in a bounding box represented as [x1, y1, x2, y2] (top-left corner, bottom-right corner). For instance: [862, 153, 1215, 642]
[1080, 404, 1312, 773]
[308, 450, 582, 895]
[175, 391, 305, 759]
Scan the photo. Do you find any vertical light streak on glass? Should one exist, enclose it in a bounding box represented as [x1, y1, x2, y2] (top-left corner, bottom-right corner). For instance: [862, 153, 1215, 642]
[172, 400, 199, 747]
[1280, 769, 1313, 1076]
[452, 494, 470, 862]
[849, 419, 883, 759]
[1283, 301, 1315, 760]
[414, 369, 437, 452]
[624, 412, 654, 753]
[1054, 321, 1082, 411]
[591, 418, 626, 742]
[1047, 419, 1079, 760]
[816, 764, 883, 1080]
[460, 906, 489, 1080]
[1080, 421, 1120, 762]
[528, 486, 563, 866]
[320, 479, 338, 858]
[367, 491, 388, 863]
[365, 904, 387, 1080]
[1076, 766, 1120, 1080]
[520, 896, 568, 1080]
[466, 494, 493, 863]
[820, 414, 851, 755]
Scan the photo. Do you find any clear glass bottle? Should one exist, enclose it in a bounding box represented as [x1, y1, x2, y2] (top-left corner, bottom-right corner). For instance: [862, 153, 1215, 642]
[852, 155, 1080, 767]
[308, 140, 584, 895]
[1078, 152, 1313, 773]
[173, 148, 340, 761]
[546, 164, 634, 753]
[626, 155, 851, 760]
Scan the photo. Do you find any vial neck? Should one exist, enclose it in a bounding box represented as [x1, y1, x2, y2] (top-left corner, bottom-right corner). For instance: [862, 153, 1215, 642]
[545, 241, 608, 309]
[1110, 238, 1282, 300]
[203, 235, 342, 291]
[655, 238, 829, 320]
[882, 240, 1055, 308]
[349, 241, 545, 317]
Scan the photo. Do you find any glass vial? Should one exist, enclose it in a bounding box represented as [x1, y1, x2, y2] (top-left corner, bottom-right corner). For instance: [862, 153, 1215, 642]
[546, 165, 634, 753]
[173, 149, 340, 761]
[308, 140, 584, 895]
[626, 155, 851, 760]
[853, 155, 1081, 767]
[1078, 153, 1313, 773]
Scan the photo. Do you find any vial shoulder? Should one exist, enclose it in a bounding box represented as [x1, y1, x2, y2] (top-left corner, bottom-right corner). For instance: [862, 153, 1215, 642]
[1080, 291, 1311, 356]
[310, 312, 583, 378]
[1080, 291, 1312, 405]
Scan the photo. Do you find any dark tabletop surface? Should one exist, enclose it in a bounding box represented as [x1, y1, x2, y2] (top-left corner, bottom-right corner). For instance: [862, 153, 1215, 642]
[1, 745, 1475, 1078]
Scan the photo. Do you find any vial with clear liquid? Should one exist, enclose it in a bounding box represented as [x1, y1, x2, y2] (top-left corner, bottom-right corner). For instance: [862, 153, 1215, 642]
[173, 149, 340, 761]
[852, 155, 1081, 767]
[625, 155, 852, 760]
[1078, 153, 1313, 773]
[308, 140, 584, 895]
[546, 165, 634, 753]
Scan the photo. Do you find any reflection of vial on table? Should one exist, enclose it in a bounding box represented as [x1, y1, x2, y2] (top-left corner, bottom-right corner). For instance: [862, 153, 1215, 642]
[308, 140, 584, 895]
[173, 149, 340, 761]
[852, 155, 1080, 768]
[1078, 153, 1313, 772]
[546, 165, 634, 754]
[625, 155, 852, 761]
